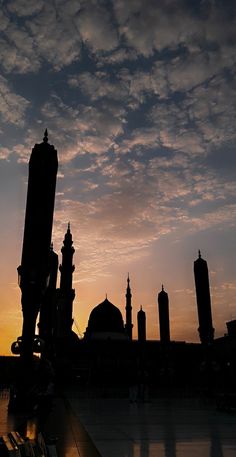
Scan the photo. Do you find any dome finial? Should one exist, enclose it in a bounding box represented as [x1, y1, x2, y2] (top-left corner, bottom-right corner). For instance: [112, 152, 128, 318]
[198, 249, 201, 258]
[43, 128, 48, 143]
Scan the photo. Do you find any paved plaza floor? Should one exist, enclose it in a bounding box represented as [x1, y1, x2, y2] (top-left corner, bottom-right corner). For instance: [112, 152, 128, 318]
[66, 392, 236, 457]
[2, 389, 236, 456]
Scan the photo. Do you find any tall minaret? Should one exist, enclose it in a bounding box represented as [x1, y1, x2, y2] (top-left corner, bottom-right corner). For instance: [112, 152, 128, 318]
[137, 306, 146, 342]
[17, 129, 58, 361]
[158, 285, 170, 344]
[56, 223, 75, 336]
[38, 243, 58, 355]
[194, 250, 214, 345]
[125, 273, 133, 339]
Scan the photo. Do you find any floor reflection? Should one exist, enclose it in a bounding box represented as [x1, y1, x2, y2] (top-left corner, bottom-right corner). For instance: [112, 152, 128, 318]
[66, 395, 236, 457]
[2, 390, 236, 457]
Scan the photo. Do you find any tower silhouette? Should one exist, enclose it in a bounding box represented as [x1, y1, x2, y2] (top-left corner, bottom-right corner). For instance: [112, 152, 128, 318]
[137, 306, 146, 342]
[194, 250, 214, 344]
[17, 130, 58, 360]
[125, 273, 133, 339]
[158, 285, 170, 344]
[38, 244, 58, 356]
[56, 223, 75, 339]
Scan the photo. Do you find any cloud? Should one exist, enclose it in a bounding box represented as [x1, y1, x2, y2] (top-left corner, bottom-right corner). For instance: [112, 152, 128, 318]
[68, 71, 129, 102]
[53, 195, 157, 281]
[0, 23, 40, 73]
[149, 68, 236, 156]
[51, 145, 236, 282]
[114, 0, 199, 56]
[0, 1, 81, 73]
[0, 75, 30, 126]
[76, 0, 118, 53]
[1, 0, 119, 74]
[116, 127, 160, 154]
[0, 147, 11, 160]
[114, 0, 236, 59]
[0, 9, 10, 32]
[39, 95, 126, 161]
[186, 204, 236, 233]
[97, 47, 138, 65]
[7, 0, 44, 16]
[25, 2, 81, 70]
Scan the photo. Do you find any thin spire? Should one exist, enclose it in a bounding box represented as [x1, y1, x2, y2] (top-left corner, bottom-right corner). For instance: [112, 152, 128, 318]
[126, 273, 131, 295]
[162, 284, 164, 291]
[68, 221, 70, 232]
[43, 128, 48, 143]
[140, 305, 142, 311]
[198, 249, 201, 258]
[105, 293, 107, 299]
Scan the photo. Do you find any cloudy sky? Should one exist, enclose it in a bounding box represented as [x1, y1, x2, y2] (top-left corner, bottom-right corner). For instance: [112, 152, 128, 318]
[0, 0, 236, 354]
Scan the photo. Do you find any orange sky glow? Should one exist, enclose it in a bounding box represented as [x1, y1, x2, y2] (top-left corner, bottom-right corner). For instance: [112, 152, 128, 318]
[1, 1, 236, 355]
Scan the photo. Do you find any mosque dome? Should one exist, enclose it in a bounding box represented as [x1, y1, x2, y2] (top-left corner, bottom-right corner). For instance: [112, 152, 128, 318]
[85, 297, 126, 340]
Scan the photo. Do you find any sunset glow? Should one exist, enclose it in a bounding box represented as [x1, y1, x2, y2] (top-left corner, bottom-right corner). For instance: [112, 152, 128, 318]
[0, 0, 236, 355]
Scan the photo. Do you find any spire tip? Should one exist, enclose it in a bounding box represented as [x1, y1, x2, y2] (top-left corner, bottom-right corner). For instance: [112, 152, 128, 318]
[43, 128, 48, 143]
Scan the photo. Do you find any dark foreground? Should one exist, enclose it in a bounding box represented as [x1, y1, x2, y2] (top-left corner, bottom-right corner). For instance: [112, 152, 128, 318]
[1, 387, 236, 457]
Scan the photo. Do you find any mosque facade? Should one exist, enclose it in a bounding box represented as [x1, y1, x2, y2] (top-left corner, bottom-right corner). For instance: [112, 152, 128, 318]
[11, 133, 236, 394]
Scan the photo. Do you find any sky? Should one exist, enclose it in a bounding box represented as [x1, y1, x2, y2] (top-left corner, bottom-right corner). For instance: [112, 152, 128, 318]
[0, 0, 236, 355]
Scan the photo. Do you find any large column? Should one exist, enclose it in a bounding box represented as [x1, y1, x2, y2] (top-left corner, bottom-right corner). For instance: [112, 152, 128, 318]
[18, 130, 58, 361]
[158, 285, 170, 344]
[125, 274, 133, 339]
[194, 250, 214, 345]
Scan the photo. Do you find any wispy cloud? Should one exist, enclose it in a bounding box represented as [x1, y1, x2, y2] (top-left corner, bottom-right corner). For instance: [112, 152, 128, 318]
[0, 75, 30, 126]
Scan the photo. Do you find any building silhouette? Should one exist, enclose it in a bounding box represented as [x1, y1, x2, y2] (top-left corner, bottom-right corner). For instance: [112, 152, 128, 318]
[11, 132, 236, 399]
[125, 274, 133, 339]
[158, 285, 170, 344]
[56, 224, 75, 335]
[84, 296, 127, 340]
[38, 244, 58, 356]
[17, 130, 58, 361]
[137, 306, 146, 342]
[194, 250, 214, 345]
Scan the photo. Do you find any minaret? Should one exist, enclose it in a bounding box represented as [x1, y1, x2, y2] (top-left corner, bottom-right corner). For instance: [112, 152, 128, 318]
[38, 243, 58, 355]
[194, 250, 214, 345]
[17, 130, 58, 361]
[158, 285, 170, 344]
[56, 223, 75, 337]
[137, 306, 146, 342]
[125, 273, 133, 339]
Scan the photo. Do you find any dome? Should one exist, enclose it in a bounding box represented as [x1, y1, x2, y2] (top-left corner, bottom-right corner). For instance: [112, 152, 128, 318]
[85, 297, 125, 338]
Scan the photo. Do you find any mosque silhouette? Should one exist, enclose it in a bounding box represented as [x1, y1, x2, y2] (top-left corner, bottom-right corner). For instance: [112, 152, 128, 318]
[10, 133, 236, 395]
